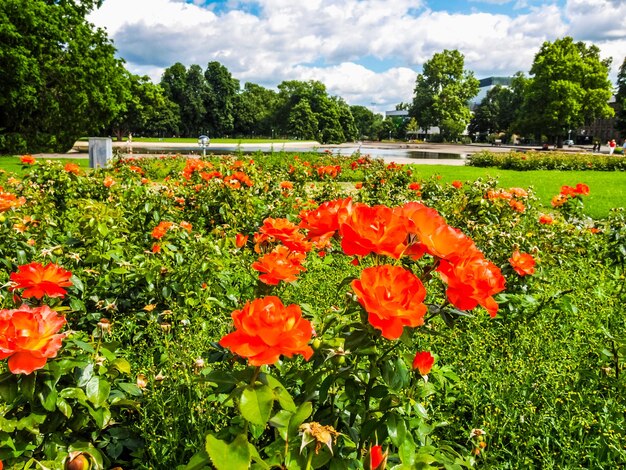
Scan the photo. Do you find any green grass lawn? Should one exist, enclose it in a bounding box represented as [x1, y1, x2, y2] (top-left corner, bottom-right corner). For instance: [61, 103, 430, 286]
[408, 164, 626, 219]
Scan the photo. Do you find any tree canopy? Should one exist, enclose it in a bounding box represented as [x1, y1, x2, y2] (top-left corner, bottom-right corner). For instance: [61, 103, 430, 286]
[410, 49, 479, 135]
[615, 56, 626, 138]
[520, 37, 614, 146]
[0, 0, 129, 153]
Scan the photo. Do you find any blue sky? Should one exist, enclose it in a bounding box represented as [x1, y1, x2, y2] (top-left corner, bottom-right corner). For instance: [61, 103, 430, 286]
[89, 0, 625, 112]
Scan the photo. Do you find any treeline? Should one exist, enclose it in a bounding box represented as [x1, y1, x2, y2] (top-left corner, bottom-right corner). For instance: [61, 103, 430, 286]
[2, 0, 625, 153]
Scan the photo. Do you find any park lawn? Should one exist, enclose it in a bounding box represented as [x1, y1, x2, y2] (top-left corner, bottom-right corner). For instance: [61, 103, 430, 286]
[408, 164, 626, 220]
[0, 157, 90, 175]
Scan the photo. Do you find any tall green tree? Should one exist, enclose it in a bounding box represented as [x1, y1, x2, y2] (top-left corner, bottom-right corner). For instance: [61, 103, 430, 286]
[521, 37, 613, 147]
[615, 56, 626, 137]
[204, 61, 239, 136]
[108, 74, 173, 141]
[410, 49, 479, 138]
[0, 0, 129, 152]
[468, 85, 516, 138]
[233, 82, 278, 137]
[350, 105, 383, 140]
[183, 65, 208, 137]
[287, 100, 318, 140]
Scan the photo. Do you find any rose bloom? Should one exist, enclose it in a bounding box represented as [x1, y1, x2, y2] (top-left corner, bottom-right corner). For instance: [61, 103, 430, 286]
[10, 262, 73, 299]
[408, 182, 421, 191]
[103, 176, 115, 188]
[64, 163, 81, 175]
[219, 296, 313, 366]
[551, 194, 569, 208]
[152, 221, 174, 239]
[340, 204, 408, 259]
[539, 214, 554, 225]
[280, 181, 293, 190]
[509, 187, 528, 198]
[412, 351, 435, 375]
[452, 180, 463, 189]
[351, 265, 427, 340]
[354, 182, 363, 190]
[508, 199, 526, 213]
[509, 250, 536, 276]
[560, 185, 577, 197]
[369, 445, 388, 470]
[574, 183, 590, 196]
[257, 217, 312, 253]
[20, 155, 35, 165]
[299, 198, 353, 240]
[235, 233, 249, 248]
[437, 255, 505, 318]
[179, 221, 192, 232]
[0, 304, 67, 374]
[251, 245, 307, 285]
[0, 190, 25, 212]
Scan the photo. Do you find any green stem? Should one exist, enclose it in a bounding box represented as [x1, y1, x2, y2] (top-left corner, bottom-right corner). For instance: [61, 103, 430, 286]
[305, 449, 314, 470]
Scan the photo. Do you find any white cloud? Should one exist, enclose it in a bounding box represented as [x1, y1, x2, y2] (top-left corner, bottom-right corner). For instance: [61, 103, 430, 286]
[89, 0, 626, 110]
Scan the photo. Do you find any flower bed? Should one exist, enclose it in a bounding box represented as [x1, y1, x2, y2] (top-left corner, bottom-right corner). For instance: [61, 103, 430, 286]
[0, 153, 624, 468]
[467, 150, 626, 171]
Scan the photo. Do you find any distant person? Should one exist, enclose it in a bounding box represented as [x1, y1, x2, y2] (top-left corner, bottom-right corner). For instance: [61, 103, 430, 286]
[592, 140, 599, 152]
[608, 139, 616, 155]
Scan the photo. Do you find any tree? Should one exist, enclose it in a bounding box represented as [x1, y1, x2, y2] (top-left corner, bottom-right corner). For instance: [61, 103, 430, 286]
[0, 0, 129, 152]
[521, 37, 613, 147]
[108, 74, 173, 141]
[204, 61, 239, 136]
[468, 85, 516, 139]
[287, 100, 318, 140]
[615, 56, 626, 137]
[350, 105, 383, 140]
[410, 49, 479, 138]
[183, 65, 208, 137]
[233, 82, 278, 137]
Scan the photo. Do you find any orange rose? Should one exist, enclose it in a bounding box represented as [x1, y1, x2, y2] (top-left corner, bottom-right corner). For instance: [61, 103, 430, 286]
[219, 296, 313, 366]
[235, 233, 249, 248]
[539, 214, 554, 224]
[340, 204, 408, 259]
[0, 304, 67, 374]
[299, 198, 353, 239]
[10, 262, 73, 299]
[20, 155, 35, 165]
[251, 245, 307, 285]
[64, 163, 81, 175]
[152, 221, 173, 239]
[257, 217, 312, 253]
[509, 250, 536, 276]
[103, 176, 115, 188]
[351, 265, 427, 339]
[452, 180, 463, 189]
[412, 350, 435, 375]
[437, 255, 505, 317]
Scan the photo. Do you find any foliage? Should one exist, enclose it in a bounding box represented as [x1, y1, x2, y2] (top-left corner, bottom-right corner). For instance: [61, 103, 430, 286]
[0, 0, 129, 153]
[520, 37, 614, 146]
[0, 152, 623, 468]
[615, 56, 626, 138]
[410, 50, 479, 137]
[467, 150, 626, 171]
[468, 86, 516, 139]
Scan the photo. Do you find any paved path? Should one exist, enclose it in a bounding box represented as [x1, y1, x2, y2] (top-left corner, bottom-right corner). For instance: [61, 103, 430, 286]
[34, 140, 600, 166]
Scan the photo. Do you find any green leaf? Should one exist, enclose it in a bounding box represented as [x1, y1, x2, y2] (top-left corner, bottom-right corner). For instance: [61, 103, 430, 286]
[289, 402, 313, 435]
[86, 377, 111, 407]
[206, 434, 251, 470]
[239, 384, 274, 426]
[20, 374, 36, 400]
[56, 397, 72, 418]
[109, 358, 132, 375]
[387, 413, 407, 447]
[89, 406, 112, 429]
[181, 450, 211, 470]
[264, 374, 296, 412]
[59, 387, 88, 403]
[38, 385, 58, 412]
[16, 413, 46, 433]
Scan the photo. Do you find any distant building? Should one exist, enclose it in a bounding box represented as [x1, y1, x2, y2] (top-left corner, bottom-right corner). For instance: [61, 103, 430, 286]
[471, 76, 513, 109]
[579, 95, 619, 143]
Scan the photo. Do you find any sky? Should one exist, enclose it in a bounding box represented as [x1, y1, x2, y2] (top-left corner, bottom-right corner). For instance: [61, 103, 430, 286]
[89, 0, 626, 113]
